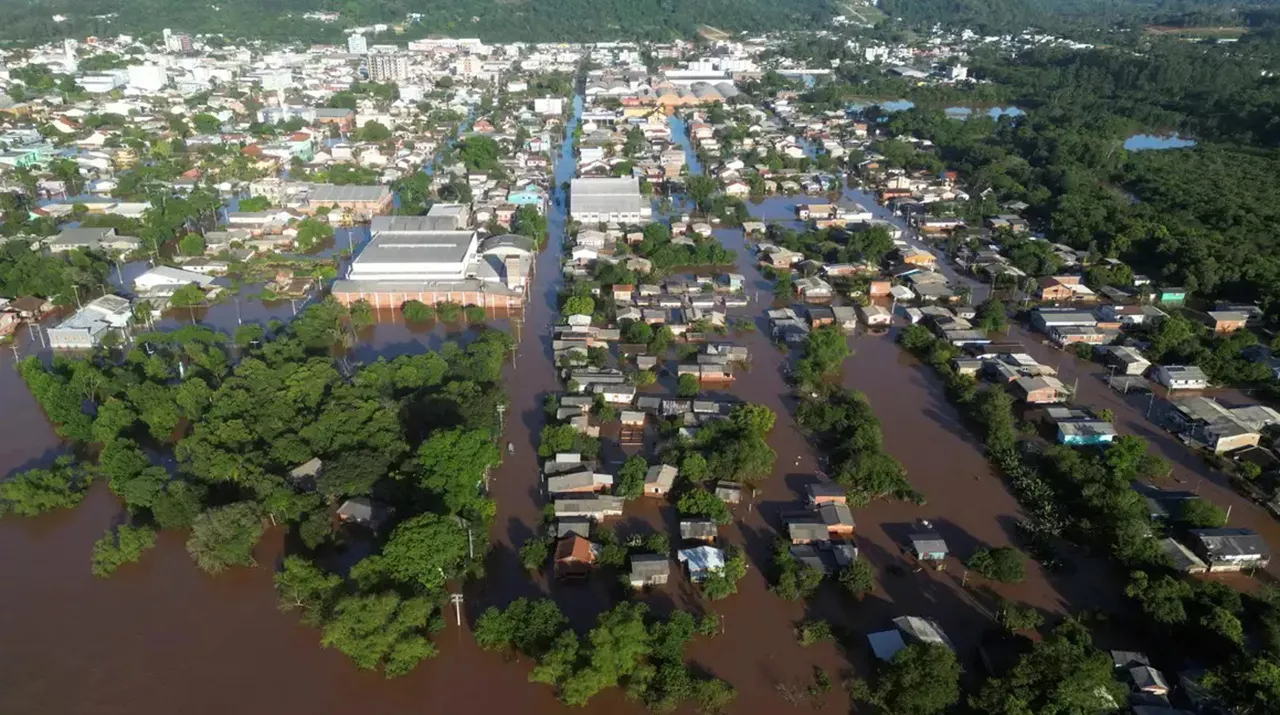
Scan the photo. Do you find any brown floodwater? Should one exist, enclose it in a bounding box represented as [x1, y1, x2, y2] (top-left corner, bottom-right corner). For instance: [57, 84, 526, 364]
[5, 99, 1267, 715]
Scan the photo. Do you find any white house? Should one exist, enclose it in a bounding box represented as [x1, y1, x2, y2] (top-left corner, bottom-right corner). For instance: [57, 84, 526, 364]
[1153, 365, 1209, 391]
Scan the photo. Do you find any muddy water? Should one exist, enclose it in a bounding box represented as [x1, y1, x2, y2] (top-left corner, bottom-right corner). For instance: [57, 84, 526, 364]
[1, 101, 1243, 714]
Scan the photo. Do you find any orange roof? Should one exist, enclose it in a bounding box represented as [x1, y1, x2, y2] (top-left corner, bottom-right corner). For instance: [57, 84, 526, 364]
[555, 535, 596, 563]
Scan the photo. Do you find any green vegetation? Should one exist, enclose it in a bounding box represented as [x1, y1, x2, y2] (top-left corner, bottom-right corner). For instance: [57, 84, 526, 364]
[971, 621, 1125, 713]
[0, 457, 93, 517]
[9, 299, 513, 676]
[797, 387, 920, 506]
[0, 240, 112, 306]
[967, 546, 1026, 583]
[401, 300, 436, 322]
[474, 599, 734, 710]
[848, 642, 961, 715]
[795, 619, 832, 646]
[838, 559, 876, 599]
[615, 455, 649, 500]
[770, 539, 825, 601]
[794, 325, 850, 388]
[91, 524, 158, 577]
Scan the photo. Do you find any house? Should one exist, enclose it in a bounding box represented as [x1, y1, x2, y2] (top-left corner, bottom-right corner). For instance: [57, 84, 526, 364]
[555, 534, 599, 578]
[46, 226, 141, 253]
[832, 306, 858, 333]
[1037, 275, 1095, 303]
[46, 294, 134, 349]
[1189, 528, 1270, 571]
[556, 518, 593, 539]
[1157, 287, 1187, 306]
[909, 532, 948, 562]
[677, 545, 726, 582]
[819, 502, 855, 537]
[1130, 666, 1170, 697]
[547, 468, 613, 495]
[287, 457, 323, 490]
[1012, 376, 1070, 405]
[892, 615, 955, 651]
[337, 497, 392, 529]
[789, 521, 829, 545]
[1104, 346, 1151, 376]
[858, 303, 892, 327]
[1168, 396, 1280, 453]
[1206, 310, 1248, 334]
[554, 495, 625, 521]
[1057, 420, 1118, 446]
[680, 518, 719, 543]
[714, 481, 742, 504]
[629, 554, 671, 587]
[1098, 303, 1167, 326]
[794, 276, 833, 301]
[1152, 365, 1209, 391]
[643, 464, 678, 496]
[807, 483, 847, 506]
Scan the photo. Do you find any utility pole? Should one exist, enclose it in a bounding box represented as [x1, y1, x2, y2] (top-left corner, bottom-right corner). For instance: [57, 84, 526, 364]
[449, 593, 465, 627]
[1146, 392, 1156, 419]
[496, 402, 506, 428]
[71, 284, 82, 310]
[1225, 504, 1232, 525]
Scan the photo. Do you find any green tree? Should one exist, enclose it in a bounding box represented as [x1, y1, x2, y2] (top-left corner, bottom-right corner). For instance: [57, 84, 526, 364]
[520, 534, 552, 572]
[90, 523, 157, 577]
[274, 555, 343, 627]
[677, 373, 700, 397]
[563, 295, 595, 316]
[838, 559, 876, 599]
[796, 619, 832, 646]
[971, 621, 1126, 715]
[849, 642, 961, 715]
[1203, 657, 1280, 715]
[151, 480, 206, 529]
[474, 597, 569, 656]
[616, 455, 649, 500]
[1124, 570, 1191, 625]
[997, 599, 1044, 633]
[702, 547, 748, 600]
[0, 458, 93, 517]
[1179, 498, 1227, 528]
[294, 217, 334, 252]
[357, 120, 392, 142]
[358, 513, 469, 593]
[416, 428, 500, 518]
[681, 453, 710, 484]
[320, 592, 439, 677]
[186, 502, 265, 574]
[402, 300, 436, 322]
[686, 175, 718, 212]
[677, 488, 731, 524]
[967, 547, 1026, 583]
[179, 232, 206, 255]
[168, 283, 206, 308]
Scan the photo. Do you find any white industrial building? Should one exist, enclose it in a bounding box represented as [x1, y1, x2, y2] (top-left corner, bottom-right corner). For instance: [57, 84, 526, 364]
[46, 294, 133, 349]
[569, 177, 651, 225]
[133, 266, 217, 295]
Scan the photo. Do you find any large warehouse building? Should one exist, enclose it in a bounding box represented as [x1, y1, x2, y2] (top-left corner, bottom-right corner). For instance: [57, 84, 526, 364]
[569, 177, 651, 225]
[331, 216, 534, 309]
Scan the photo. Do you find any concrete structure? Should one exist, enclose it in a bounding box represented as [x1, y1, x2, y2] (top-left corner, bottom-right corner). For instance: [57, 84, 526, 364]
[1189, 528, 1270, 571]
[133, 266, 216, 295]
[1168, 396, 1280, 453]
[1153, 365, 1209, 391]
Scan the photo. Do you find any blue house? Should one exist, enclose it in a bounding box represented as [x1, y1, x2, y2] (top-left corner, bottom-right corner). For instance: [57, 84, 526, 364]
[507, 188, 545, 209]
[1057, 420, 1118, 446]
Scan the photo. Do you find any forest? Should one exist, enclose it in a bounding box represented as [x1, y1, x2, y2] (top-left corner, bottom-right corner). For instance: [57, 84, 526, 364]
[2, 298, 514, 677]
[0, 0, 838, 45]
[862, 34, 1280, 314]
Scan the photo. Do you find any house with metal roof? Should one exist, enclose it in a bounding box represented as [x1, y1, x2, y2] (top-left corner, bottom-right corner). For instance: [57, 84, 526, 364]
[569, 177, 651, 225]
[677, 545, 726, 582]
[1189, 528, 1270, 571]
[628, 554, 671, 587]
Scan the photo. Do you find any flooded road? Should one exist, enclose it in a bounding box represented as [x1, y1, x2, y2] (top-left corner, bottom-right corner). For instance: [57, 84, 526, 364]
[0, 105, 1271, 715]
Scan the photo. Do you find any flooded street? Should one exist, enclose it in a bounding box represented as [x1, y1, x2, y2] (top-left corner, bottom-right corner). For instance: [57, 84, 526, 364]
[0, 103, 1274, 715]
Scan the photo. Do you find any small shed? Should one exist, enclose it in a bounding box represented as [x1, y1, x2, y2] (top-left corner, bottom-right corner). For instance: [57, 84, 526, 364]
[910, 532, 948, 562]
[628, 554, 670, 587]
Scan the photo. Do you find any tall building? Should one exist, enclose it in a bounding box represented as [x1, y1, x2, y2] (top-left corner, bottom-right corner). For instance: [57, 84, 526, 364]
[347, 33, 368, 54]
[367, 53, 409, 83]
[163, 29, 193, 53]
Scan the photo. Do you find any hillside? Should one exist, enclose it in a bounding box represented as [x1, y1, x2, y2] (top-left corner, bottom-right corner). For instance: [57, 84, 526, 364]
[0, 0, 840, 45]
